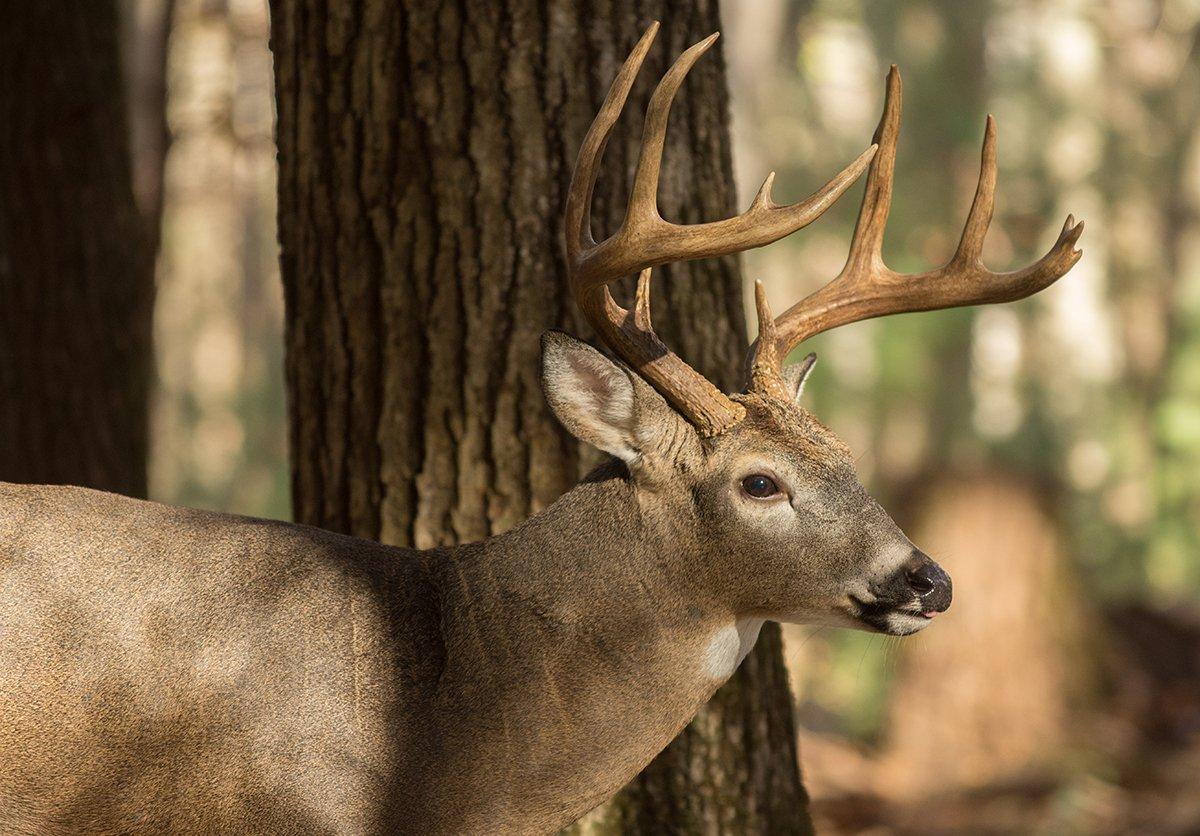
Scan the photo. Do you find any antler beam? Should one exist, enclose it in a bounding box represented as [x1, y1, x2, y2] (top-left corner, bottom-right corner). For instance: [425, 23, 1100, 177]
[748, 66, 1084, 398]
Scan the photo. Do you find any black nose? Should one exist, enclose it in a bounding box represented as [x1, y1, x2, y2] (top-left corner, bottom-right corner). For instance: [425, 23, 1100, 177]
[905, 551, 952, 613]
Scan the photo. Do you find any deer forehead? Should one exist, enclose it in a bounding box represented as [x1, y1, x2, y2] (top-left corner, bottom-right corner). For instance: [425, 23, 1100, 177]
[709, 400, 855, 478]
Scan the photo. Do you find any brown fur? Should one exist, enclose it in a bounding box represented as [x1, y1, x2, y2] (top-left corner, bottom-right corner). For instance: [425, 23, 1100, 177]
[0, 335, 938, 834]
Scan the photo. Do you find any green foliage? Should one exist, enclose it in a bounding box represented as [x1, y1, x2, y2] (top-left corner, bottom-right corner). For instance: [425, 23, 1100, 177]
[733, 0, 1200, 743]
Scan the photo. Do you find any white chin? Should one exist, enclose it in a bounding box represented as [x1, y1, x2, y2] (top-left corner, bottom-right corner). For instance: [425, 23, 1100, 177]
[880, 611, 933, 636]
[772, 608, 934, 636]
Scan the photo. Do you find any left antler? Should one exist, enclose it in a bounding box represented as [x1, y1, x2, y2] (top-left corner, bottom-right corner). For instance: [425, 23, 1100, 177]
[565, 22, 877, 436]
[748, 66, 1084, 399]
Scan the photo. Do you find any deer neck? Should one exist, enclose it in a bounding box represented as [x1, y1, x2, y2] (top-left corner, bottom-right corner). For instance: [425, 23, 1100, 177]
[421, 462, 762, 829]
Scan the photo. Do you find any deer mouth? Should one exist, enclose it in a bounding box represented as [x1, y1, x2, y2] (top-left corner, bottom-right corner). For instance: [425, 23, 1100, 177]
[846, 595, 935, 636]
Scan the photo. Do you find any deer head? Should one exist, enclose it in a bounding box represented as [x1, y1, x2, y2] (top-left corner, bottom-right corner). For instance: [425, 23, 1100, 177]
[546, 23, 1083, 637]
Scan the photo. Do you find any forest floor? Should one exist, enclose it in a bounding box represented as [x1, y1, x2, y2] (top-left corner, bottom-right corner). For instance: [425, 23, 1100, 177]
[806, 603, 1200, 835]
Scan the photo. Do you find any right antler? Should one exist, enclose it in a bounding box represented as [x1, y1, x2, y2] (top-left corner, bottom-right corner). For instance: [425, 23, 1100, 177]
[747, 66, 1084, 399]
[565, 23, 878, 437]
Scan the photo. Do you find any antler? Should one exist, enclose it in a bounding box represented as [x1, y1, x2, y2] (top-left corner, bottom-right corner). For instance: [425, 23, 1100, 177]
[748, 66, 1084, 399]
[565, 22, 878, 436]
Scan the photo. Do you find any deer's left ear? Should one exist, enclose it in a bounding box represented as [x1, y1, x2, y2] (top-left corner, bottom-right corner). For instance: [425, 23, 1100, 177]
[780, 353, 818, 403]
[541, 331, 693, 465]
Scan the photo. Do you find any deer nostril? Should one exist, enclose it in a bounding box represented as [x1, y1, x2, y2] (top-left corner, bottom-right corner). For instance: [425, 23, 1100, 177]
[905, 567, 936, 596]
[899, 551, 952, 612]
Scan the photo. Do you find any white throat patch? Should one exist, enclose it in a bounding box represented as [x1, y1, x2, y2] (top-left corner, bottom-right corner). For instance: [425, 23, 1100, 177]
[701, 618, 765, 680]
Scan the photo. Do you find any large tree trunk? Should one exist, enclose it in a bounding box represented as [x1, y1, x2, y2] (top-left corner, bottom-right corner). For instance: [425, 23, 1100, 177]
[0, 2, 155, 497]
[271, 1, 810, 831]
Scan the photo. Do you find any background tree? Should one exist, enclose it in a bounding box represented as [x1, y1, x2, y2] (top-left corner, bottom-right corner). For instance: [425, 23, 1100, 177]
[148, 0, 288, 516]
[855, 0, 1093, 786]
[723, 0, 1200, 827]
[270, 0, 810, 831]
[2, 0, 1192, 830]
[729, 0, 1096, 784]
[0, 2, 158, 496]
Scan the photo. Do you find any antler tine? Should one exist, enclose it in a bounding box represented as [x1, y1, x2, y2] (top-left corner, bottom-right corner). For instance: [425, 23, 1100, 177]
[956, 114, 999, 263]
[624, 33, 720, 225]
[844, 65, 902, 273]
[571, 30, 877, 290]
[564, 22, 659, 260]
[749, 65, 1085, 390]
[565, 23, 877, 437]
[749, 280, 790, 399]
[632, 268, 654, 330]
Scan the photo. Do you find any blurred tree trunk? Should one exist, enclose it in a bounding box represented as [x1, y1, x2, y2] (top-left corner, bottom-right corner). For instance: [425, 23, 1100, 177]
[856, 0, 1095, 794]
[271, 1, 810, 831]
[120, 0, 175, 252]
[880, 474, 1089, 793]
[0, 2, 156, 497]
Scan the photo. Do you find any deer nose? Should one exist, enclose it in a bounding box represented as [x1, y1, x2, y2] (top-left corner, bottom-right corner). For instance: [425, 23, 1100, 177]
[904, 551, 952, 613]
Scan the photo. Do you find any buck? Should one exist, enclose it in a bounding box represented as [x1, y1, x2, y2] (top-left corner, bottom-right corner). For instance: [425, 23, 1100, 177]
[0, 23, 1081, 835]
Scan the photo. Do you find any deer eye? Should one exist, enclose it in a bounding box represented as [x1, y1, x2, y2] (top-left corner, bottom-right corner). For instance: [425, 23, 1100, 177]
[741, 474, 780, 498]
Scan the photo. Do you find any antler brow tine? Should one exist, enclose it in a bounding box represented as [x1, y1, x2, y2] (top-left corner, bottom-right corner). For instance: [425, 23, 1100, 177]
[564, 23, 876, 436]
[748, 65, 1084, 392]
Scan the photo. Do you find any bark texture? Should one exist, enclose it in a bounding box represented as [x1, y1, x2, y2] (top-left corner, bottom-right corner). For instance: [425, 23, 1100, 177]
[272, 1, 810, 831]
[0, 2, 154, 496]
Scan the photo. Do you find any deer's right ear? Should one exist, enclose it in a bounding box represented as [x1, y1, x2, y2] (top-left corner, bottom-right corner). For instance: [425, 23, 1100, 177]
[780, 352, 818, 402]
[541, 331, 642, 462]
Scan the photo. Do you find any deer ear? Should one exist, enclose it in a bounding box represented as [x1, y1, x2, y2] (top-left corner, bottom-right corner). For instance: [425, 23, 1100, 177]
[541, 332, 639, 461]
[781, 352, 818, 402]
[541, 331, 686, 464]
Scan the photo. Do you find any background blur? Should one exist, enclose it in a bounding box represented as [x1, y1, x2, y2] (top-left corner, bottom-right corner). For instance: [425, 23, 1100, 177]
[140, 0, 1199, 831]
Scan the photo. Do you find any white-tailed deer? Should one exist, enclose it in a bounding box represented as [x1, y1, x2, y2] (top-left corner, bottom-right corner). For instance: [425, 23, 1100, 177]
[0, 22, 1081, 835]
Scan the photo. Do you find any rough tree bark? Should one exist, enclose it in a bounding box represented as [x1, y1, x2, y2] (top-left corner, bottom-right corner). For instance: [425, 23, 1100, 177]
[271, 1, 811, 831]
[0, 2, 155, 496]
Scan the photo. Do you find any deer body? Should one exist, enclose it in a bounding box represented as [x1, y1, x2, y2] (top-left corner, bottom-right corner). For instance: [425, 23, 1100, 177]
[0, 21, 1081, 834]
[0, 474, 764, 834]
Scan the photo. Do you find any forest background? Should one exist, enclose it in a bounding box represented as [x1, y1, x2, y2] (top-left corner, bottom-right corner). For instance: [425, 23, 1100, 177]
[7, 0, 1200, 832]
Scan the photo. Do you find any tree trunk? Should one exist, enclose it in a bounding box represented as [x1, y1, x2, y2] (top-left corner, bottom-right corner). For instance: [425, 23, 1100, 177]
[271, 1, 810, 831]
[879, 474, 1090, 795]
[856, 0, 1097, 800]
[0, 2, 155, 497]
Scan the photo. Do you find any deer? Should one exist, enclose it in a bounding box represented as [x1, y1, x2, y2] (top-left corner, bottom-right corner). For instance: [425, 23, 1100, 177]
[0, 22, 1082, 836]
